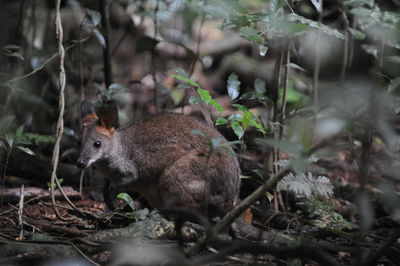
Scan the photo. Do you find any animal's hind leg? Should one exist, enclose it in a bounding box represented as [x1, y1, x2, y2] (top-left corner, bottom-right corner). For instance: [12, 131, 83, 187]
[158, 154, 211, 216]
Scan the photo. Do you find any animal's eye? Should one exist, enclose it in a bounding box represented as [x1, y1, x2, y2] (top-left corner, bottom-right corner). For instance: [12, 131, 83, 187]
[93, 141, 102, 148]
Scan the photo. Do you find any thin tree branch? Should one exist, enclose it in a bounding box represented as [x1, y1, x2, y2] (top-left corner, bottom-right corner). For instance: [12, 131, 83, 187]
[189, 16, 204, 77]
[18, 184, 25, 239]
[100, 0, 113, 87]
[50, 0, 66, 219]
[213, 167, 291, 234]
[279, 45, 290, 140]
[272, 51, 284, 175]
[6, 37, 89, 84]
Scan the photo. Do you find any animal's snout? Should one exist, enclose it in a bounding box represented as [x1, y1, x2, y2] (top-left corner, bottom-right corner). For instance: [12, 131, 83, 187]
[76, 159, 87, 169]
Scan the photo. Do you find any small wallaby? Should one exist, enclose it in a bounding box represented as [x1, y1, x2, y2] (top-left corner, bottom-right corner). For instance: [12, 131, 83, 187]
[77, 100, 241, 219]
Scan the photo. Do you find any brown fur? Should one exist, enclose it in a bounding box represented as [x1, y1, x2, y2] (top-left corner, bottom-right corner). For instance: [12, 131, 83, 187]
[77, 109, 241, 219]
[95, 126, 115, 137]
[82, 113, 99, 126]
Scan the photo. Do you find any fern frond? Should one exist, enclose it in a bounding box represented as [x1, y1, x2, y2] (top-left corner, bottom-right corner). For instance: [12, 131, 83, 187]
[277, 172, 334, 199]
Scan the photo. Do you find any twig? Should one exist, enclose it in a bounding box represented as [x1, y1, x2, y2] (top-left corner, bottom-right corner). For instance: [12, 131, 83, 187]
[79, 171, 85, 196]
[206, 246, 258, 264]
[78, 17, 86, 195]
[189, 16, 204, 77]
[272, 51, 284, 175]
[213, 167, 291, 234]
[70, 242, 100, 266]
[0, 195, 44, 216]
[6, 37, 89, 84]
[279, 45, 290, 140]
[112, 20, 134, 56]
[189, 131, 345, 255]
[55, 176, 85, 217]
[50, 0, 66, 219]
[18, 185, 25, 240]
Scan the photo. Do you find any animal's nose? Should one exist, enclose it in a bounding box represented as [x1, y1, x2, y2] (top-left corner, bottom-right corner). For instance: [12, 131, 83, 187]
[76, 160, 86, 169]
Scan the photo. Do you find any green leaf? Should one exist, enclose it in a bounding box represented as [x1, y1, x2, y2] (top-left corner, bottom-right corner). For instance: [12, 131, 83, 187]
[221, 0, 248, 14]
[310, 0, 322, 13]
[201, 3, 230, 19]
[135, 36, 160, 54]
[15, 125, 24, 137]
[247, 115, 266, 134]
[231, 121, 244, 139]
[47, 178, 64, 189]
[286, 63, 306, 72]
[284, 87, 308, 103]
[343, 0, 374, 8]
[197, 89, 224, 112]
[3, 44, 22, 50]
[361, 44, 378, 58]
[227, 73, 240, 100]
[286, 23, 312, 35]
[93, 29, 105, 47]
[258, 44, 268, 56]
[254, 79, 266, 94]
[5, 133, 14, 148]
[17, 146, 35, 156]
[86, 9, 101, 26]
[189, 95, 201, 105]
[216, 117, 228, 125]
[228, 113, 243, 121]
[232, 103, 248, 112]
[348, 28, 366, 40]
[108, 83, 125, 90]
[5, 52, 24, 61]
[171, 88, 185, 105]
[171, 74, 200, 88]
[117, 192, 136, 210]
[24, 133, 55, 143]
[265, 191, 274, 202]
[386, 56, 400, 65]
[241, 111, 252, 131]
[239, 26, 263, 43]
[388, 77, 400, 93]
[287, 14, 345, 39]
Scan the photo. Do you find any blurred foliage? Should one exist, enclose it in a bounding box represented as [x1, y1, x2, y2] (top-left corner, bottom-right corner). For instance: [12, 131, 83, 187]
[0, 1, 399, 263]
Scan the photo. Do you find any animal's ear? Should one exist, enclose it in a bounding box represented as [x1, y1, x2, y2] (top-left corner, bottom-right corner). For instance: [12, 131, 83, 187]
[81, 100, 98, 126]
[97, 101, 119, 129]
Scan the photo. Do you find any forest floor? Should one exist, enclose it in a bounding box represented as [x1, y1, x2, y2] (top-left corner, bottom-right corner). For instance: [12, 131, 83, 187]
[1, 142, 399, 266]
